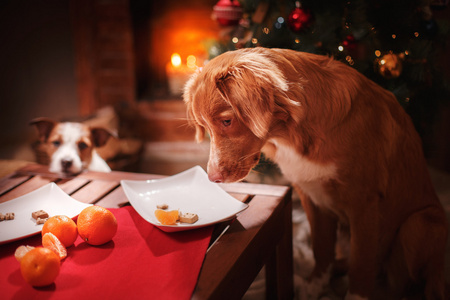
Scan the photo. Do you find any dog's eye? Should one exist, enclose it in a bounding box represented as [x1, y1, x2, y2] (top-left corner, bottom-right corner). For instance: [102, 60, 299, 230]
[222, 119, 232, 127]
[78, 142, 88, 150]
[52, 141, 61, 147]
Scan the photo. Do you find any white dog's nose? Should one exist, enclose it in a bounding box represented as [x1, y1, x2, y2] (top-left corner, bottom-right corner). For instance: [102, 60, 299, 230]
[61, 159, 73, 172]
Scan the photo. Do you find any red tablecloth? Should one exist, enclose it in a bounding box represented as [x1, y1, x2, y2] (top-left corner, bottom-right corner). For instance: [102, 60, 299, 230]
[0, 206, 213, 300]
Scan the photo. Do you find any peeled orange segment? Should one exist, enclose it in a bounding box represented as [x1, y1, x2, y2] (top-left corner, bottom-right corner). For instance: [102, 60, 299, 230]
[15, 245, 35, 262]
[42, 232, 67, 260]
[155, 209, 179, 225]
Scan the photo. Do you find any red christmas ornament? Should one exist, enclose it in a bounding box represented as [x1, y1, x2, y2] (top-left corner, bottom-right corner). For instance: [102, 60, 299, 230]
[213, 0, 243, 27]
[288, 2, 312, 32]
[342, 34, 356, 50]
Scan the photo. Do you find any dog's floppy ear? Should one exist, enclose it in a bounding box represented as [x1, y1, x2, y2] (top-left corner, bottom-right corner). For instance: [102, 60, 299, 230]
[188, 110, 206, 143]
[90, 128, 115, 148]
[29, 118, 57, 142]
[215, 62, 287, 139]
[184, 72, 206, 143]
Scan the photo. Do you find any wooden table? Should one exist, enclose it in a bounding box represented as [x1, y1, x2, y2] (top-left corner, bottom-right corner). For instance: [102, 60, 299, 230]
[0, 164, 293, 299]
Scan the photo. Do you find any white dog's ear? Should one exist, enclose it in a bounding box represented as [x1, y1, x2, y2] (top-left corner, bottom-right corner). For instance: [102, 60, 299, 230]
[90, 128, 115, 148]
[29, 118, 57, 142]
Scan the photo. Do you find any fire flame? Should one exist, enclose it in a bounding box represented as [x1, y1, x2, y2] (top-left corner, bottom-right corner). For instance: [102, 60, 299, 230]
[171, 53, 182, 68]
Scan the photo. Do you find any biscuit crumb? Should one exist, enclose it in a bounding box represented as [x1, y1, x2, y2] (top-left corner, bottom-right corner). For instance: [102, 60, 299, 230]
[156, 204, 169, 210]
[36, 217, 48, 225]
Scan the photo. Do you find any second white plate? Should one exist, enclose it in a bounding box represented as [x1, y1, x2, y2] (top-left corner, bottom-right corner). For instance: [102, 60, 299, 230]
[121, 166, 248, 232]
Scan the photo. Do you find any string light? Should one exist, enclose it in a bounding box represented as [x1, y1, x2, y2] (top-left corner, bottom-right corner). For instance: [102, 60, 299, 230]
[391, 34, 397, 39]
[209, 45, 220, 57]
[263, 27, 270, 34]
[186, 55, 196, 69]
[346, 55, 354, 65]
[338, 45, 344, 52]
[232, 37, 239, 43]
[375, 50, 381, 57]
[295, 38, 300, 44]
[252, 38, 258, 44]
[275, 17, 285, 29]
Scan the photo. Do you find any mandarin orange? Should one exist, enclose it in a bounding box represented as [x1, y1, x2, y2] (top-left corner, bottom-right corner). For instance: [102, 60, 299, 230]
[154, 209, 179, 225]
[42, 232, 67, 260]
[42, 215, 78, 247]
[20, 247, 60, 287]
[77, 206, 118, 246]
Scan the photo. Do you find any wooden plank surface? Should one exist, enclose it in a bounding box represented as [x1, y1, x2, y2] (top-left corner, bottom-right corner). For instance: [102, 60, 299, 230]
[219, 181, 289, 197]
[0, 174, 32, 198]
[95, 186, 130, 208]
[228, 192, 251, 203]
[57, 177, 90, 195]
[0, 176, 55, 203]
[77, 170, 164, 181]
[70, 180, 119, 204]
[13, 164, 61, 179]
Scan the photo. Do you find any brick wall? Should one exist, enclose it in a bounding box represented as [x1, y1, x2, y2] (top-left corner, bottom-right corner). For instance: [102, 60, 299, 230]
[71, 0, 136, 116]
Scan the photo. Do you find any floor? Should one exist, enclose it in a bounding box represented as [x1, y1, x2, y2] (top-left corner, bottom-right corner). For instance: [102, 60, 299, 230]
[1, 140, 450, 299]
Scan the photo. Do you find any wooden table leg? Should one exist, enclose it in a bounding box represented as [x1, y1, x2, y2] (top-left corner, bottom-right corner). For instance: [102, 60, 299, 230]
[265, 193, 294, 299]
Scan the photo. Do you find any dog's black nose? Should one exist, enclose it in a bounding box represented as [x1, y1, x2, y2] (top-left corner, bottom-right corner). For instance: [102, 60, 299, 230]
[61, 159, 73, 170]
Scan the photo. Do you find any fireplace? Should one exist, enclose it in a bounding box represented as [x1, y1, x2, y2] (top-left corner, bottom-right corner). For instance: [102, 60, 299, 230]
[71, 0, 219, 116]
[144, 1, 220, 98]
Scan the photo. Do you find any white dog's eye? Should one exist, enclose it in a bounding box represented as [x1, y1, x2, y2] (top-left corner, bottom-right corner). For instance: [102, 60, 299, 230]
[222, 119, 232, 127]
[52, 140, 61, 147]
[78, 142, 88, 150]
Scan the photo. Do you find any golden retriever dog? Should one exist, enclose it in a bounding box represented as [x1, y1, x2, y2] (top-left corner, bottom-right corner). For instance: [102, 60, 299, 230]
[183, 47, 447, 299]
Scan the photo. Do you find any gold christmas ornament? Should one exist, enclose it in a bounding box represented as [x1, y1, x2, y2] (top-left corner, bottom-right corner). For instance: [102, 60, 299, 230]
[375, 53, 405, 79]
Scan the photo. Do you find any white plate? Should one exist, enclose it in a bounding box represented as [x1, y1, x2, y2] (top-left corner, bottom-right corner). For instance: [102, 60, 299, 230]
[0, 183, 91, 244]
[121, 166, 248, 232]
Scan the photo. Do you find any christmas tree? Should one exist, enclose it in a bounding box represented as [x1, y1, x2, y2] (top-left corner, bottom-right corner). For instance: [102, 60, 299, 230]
[208, 0, 450, 158]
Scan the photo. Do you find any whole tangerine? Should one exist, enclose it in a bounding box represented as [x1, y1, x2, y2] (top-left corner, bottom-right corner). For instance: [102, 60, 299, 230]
[77, 206, 118, 246]
[42, 215, 78, 248]
[20, 247, 60, 287]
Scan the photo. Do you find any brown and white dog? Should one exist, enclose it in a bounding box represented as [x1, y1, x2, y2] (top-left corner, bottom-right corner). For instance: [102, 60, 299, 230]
[183, 48, 448, 299]
[30, 118, 113, 175]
